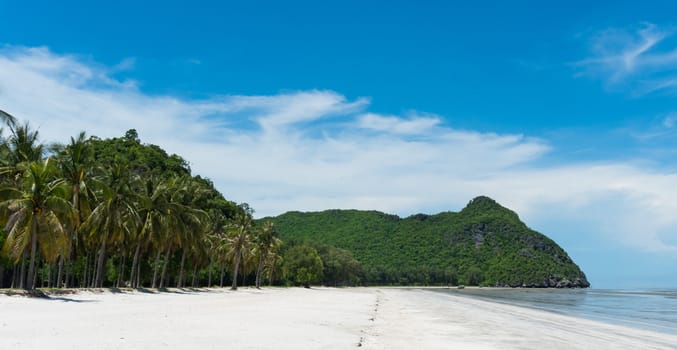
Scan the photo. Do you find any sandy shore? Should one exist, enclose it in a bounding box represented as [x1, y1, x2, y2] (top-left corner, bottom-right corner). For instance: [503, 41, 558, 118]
[1, 287, 675, 349]
[361, 288, 677, 350]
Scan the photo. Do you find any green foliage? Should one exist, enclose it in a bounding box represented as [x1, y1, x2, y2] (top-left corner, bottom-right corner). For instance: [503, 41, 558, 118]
[0, 123, 254, 289]
[464, 266, 483, 286]
[283, 245, 323, 288]
[89, 131, 190, 179]
[443, 267, 458, 286]
[87, 133, 237, 220]
[0, 228, 10, 270]
[314, 245, 363, 286]
[266, 196, 590, 287]
[124, 129, 140, 143]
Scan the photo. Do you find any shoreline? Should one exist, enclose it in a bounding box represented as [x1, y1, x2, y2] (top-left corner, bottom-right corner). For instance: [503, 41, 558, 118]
[1, 287, 675, 349]
[363, 288, 677, 349]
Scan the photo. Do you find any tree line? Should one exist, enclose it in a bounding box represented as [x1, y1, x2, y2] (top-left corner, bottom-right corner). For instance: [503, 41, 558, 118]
[0, 110, 283, 291]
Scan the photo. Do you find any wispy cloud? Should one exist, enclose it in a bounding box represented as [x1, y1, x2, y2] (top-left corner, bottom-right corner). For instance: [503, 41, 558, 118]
[239, 91, 370, 130]
[111, 57, 136, 72]
[357, 112, 440, 134]
[2, 46, 677, 254]
[663, 112, 677, 128]
[576, 23, 677, 95]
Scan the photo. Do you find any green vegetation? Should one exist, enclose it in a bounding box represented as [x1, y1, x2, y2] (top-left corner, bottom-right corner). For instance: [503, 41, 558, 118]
[314, 245, 363, 287]
[266, 197, 590, 288]
[283, 245, 323, 288]
[0, 110, 281, 290]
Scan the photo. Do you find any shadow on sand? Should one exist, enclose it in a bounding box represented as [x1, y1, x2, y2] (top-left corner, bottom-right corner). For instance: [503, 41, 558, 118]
[0, 286, 214, 301]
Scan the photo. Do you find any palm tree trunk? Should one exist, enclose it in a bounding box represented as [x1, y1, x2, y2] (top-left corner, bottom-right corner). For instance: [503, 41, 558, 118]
[64, 234, 74, 288]
[20, 253, 28, 289]
[89, 252, 95, 288]
[26, 221, 39, 290]
[191, 263, 198, 287]
[51, 263, 57, 288]
[43, 264, 47, 288]
[0, 264, 4, 288]
[90, 253, 97, 287]
[82, 253, 88, 288]
[240, 260, 246, 287]
[207, 258, 213, 287]
[219, 260, 225, 288]
[32, 262, 38, 290]
[268, 262, 275, 286]
[116, 252, 126, 288]
[159, 246, 171, 289]
[129, 243, 141, 288]
[18, 253, 26, 289]
[52, 262, 57, 287]
[47, 263, 53, 288]
[152, 249, 162, 288]
[177, 249, 186, 288]
[64, 259, 71, 288]
[94, 239, 107, 288]
[11, 263, 18, 288]
[56, 256, 64, 288]
[255, 256, 264, 289]
[136, 259, 141, 288]
[230, 248, 242, 290]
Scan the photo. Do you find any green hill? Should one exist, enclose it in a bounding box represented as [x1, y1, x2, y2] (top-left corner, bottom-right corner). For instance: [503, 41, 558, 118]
[266, 196, 590, 288]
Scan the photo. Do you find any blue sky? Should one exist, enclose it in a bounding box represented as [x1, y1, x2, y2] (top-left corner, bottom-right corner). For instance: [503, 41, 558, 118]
[2, 0, 677, 288]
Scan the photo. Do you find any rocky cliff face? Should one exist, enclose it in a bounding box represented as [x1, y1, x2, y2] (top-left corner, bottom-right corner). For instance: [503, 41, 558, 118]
[457, 197, 590, 288]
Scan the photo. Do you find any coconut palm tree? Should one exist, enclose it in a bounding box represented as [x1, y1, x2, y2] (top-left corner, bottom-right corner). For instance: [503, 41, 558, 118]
[53, 131, 96, 287]
[0, 121, 53, 290]
[154, 177, 187, 289]
[0, 158, 71, 290]
[0, 121, 45, 191]
[3, 122, 44, 164]
[266, 242, 283, 286]
[173, 178, 209, 288]
[57, 132, 96, 227]
[0, 110, 17, 152]
[227, 203, 254, 290]
[0, 109, 17, 128]
[129, 176, 171, 288]
[154, 177, 206, 289]
[80, 161, 140, 288]
[134, 176, 173, 288]
[253, 221, 278, 289]
[0, 109, 17, 156]
[204, 211, 227, 287]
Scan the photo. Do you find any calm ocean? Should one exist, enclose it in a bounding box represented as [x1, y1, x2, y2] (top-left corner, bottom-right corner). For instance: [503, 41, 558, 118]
[434, 288, 677, 335]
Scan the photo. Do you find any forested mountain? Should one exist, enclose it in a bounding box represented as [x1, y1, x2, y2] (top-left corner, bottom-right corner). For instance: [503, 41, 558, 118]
[267, 196, 590, 288]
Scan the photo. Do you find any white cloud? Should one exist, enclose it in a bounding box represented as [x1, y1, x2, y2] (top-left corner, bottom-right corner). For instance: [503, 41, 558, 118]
[357, 112, 440, 134]
[2, 46, 677, 255]
[235, 91, 370, 131]
[481, 165, 677, 253]
[576, 23, 677, 94]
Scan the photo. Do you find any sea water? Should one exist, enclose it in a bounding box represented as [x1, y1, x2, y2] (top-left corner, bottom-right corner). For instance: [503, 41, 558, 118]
[435, 288, 677, 335]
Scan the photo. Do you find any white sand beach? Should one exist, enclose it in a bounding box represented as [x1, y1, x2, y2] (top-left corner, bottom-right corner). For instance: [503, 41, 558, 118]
[1, 287, 675, 350]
